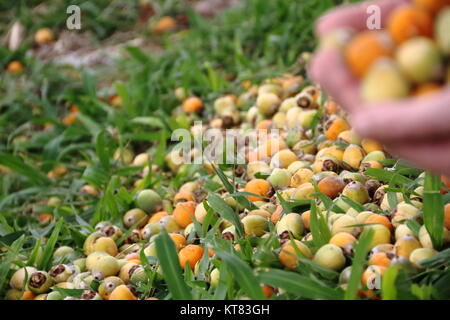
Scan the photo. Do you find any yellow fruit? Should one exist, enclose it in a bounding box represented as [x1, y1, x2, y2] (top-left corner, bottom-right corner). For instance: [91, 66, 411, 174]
[361, 59, 410, 103]
[394, 235, 422, 259]
[35, 27, 54, 44]
[313, 244, 346, 271]
[367, 225, 392, 250]
[343, 144, 365, 169]
[395, 37, 443, 84]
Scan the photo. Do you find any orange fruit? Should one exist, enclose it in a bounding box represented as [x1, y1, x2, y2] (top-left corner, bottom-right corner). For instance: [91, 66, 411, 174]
[441, 175, 450, 194]
[412, 83, 442, 97]
[271, 205, 283, 224]
[244, 179, 273, 202]
[179, 244, 204, 270]
[329, 232, 357, 248]
[39, 213, 53, 225]
[324, 117, 350, 141]
[317, 176, 346, 199]
[169, 233, 187, 251]
[361, 266, 386, 288]
[20, 290, 36, 300]
[174, 192, 195, 203]
[413, 0, 450, 14]
[365, 214, 393, 232]
[368, 252, 392, 267]
[444, 203, 450, 230]
[7, 61, 24, 74]
[149, 211, 168, 223]
[182, 96, 203, 114]
[256, 120, 273, 131]
[154, 16, 177, 33]
[302, 211, 311, 230]
[109, 285, 137, 300]
[388, 6, 433, 44]
[344, 31, 394, 78]
[262, 284, 275, 298]
[173, 201, 196, 228]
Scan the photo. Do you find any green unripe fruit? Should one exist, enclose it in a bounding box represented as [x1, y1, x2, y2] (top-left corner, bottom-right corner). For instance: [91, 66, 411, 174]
[113, 148, 134, 164]
[143, 242, 157, 257]
[276, 213, 304, 239]
[73, 258, 86, 272]
[363, 151, 386, 163]
[409, 248, 437, 269]
[267, 168, 292, 188]
[123, 208, 148, 228]
[242, 215, 268, 237]
[9, 266, 37, 290]
[297, 110, 318, 129]
[142, 222, 162, 240]
[436, 8, 450, 55]
[130, 266, 148, 285]
[159, 215, 180, 233]
[53, 246, 75, 261]
[210, 268, 220, 288]
[46, 291, 63, 300]
[313, 244, 346, 271]
[342, 181, 370, 204]
[136, 189, 162, 213]
[28, 271, 53, 294]
[396, 37, 442, 84]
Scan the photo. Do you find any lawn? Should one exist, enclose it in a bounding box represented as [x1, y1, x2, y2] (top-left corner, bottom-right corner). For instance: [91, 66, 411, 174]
[1, 0, 449, 301]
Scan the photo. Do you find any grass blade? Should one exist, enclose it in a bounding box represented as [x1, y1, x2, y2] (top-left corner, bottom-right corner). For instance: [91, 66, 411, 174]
[207, 192, 244, 238]
[155, 231, 192, 300]
[423, 172, 444, 248]
[0, 153, 51, 185]
[344, 228, 373, 300]
[215, 249, 265, 300]
[37, 218, 64, 270]
[259, 268, 343, 300]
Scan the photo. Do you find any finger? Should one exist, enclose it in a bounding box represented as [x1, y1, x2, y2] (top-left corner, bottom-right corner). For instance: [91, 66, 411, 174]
[315, 0, 411, 37]
[351, 88, 450, 142]
[309, 49, 361, 112]
[384, 139, 450, 176]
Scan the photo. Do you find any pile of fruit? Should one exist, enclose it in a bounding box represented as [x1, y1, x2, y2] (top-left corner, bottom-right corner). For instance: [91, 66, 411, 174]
[4, 68, 450, 300]
[322, 0, 450, 102]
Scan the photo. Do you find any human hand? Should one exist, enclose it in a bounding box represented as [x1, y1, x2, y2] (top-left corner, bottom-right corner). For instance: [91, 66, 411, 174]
[309, 0, 450, 176]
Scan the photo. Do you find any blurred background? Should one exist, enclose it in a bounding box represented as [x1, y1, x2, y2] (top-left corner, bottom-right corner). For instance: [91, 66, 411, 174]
[0, 0, 359, 198]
